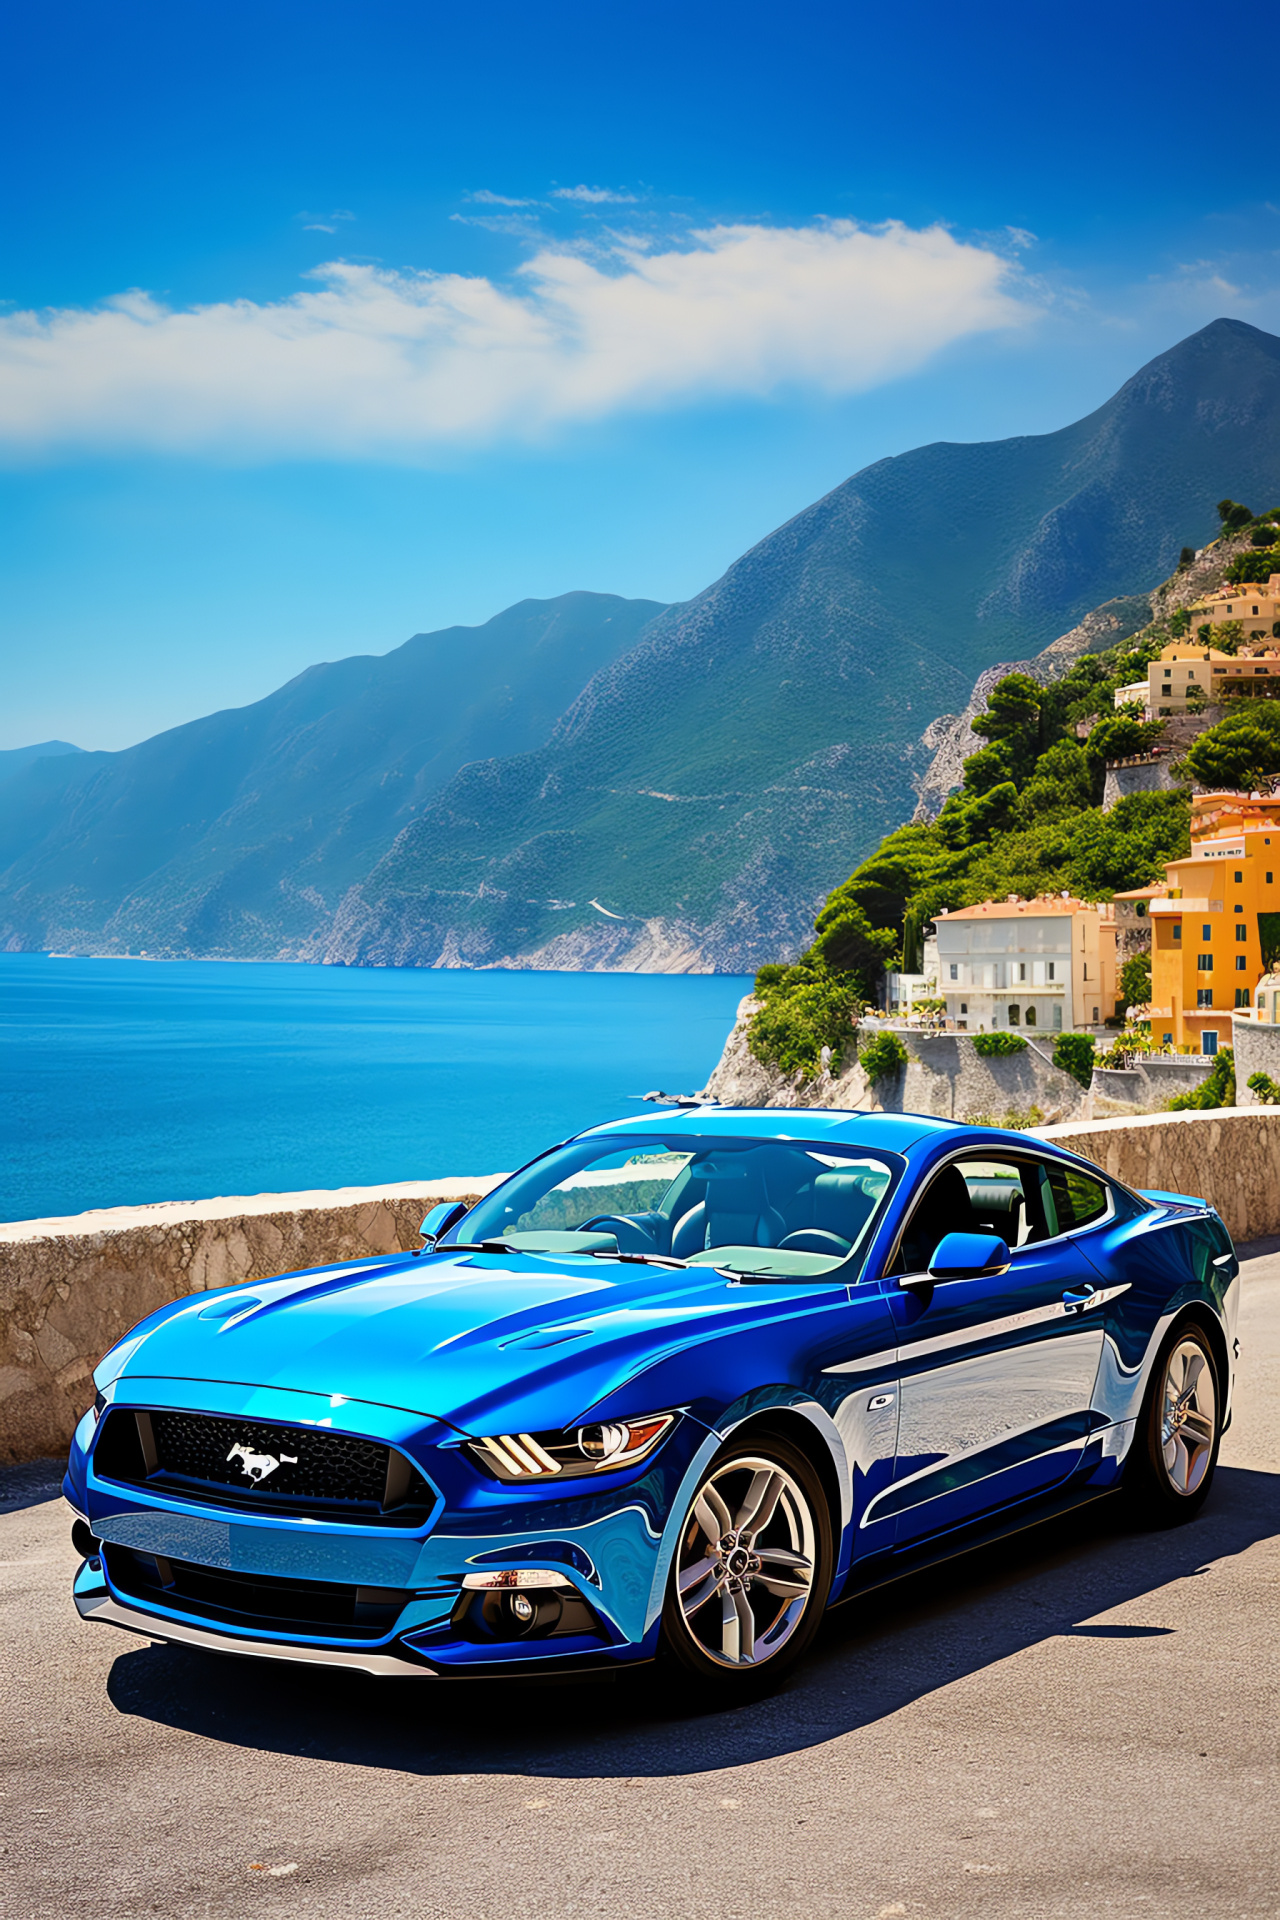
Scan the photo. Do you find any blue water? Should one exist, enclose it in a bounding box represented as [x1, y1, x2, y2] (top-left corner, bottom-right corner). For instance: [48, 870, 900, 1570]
[0, 956, 751, 1224]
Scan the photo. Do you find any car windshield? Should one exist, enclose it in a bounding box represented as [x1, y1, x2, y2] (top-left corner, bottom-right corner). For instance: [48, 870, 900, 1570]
[445, 1133, 902, 1279]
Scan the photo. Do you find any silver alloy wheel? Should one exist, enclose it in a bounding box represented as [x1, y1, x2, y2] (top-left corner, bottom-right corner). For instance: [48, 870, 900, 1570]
[674, 1455, 816, 1668]
[1159, 1337, 1217, 1497]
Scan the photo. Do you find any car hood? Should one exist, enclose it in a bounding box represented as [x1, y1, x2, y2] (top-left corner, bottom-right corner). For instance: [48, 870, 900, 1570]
[100, 1248, 849, 1431]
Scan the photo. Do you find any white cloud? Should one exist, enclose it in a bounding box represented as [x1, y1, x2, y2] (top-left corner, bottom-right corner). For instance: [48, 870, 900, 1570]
[553, 185, 638, 204]
[0, 219, 1036, 460]
[466, 190, 541, 208]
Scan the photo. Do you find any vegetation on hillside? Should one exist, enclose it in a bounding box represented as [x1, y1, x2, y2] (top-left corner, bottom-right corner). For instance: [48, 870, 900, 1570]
[748, 497, 1280, 1082]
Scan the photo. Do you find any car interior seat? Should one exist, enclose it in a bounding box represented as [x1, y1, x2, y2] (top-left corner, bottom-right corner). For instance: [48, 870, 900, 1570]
[899, 1164, 983, 1273]
[778, 1170, 876, 1257]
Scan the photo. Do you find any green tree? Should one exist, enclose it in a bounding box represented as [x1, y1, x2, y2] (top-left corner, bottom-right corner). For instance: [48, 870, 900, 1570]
[747, 968, 860, 1079]
[1020, 738, 1093, 819]
[1120, 949, 1152, 1009]
[812, 904, 898, 992]
[1217, 499, 1253, 532]
[1247, 1070, 1280, 1104]
[1183, 705, 1280, 791]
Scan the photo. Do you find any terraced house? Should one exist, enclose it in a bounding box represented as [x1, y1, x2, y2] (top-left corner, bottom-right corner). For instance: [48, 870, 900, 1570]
[1149, 793, 1280, 1052]
[933, 895, 1118, 1035]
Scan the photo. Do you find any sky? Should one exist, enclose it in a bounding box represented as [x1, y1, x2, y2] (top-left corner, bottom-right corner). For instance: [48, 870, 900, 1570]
[5, 0, 1280, 751]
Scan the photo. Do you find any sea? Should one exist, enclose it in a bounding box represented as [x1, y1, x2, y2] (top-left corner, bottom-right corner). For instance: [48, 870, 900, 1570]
[0, 955, 752, 1226]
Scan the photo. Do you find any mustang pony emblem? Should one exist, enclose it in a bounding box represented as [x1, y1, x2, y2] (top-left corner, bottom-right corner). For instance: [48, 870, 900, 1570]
[226, 1442, 297, 1483]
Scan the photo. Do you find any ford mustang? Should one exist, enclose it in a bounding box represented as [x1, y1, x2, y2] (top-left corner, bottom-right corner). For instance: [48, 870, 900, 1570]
[65, 1107, 1239, 1699]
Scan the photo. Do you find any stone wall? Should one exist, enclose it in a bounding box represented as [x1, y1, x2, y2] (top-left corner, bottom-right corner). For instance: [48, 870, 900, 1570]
[1090, 1054, 1214, 1115]
[1232, 1014, 1280, 1104]
[701, 997, 1089, 1125]
[0, 1178, 501, 1464]
[1102, 754, 1177, 809]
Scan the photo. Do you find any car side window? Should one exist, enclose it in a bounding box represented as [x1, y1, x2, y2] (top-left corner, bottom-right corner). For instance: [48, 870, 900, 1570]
[1038, 1160, 1110, 1234]
[891, 1156, 1050, 1275]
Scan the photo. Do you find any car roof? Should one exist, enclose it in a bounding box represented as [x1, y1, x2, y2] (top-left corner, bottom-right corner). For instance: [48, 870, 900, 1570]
[578, 1105, 960, 1154]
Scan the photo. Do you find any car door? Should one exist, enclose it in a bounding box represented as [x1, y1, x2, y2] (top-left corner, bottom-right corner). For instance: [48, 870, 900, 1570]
[871, 1152, 1110, 1548]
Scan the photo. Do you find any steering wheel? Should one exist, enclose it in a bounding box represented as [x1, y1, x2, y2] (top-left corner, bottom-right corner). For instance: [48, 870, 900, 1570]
[578, 1213, 657, 1253]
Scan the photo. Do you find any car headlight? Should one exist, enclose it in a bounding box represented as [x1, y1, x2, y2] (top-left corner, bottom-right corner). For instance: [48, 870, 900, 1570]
[468, 1411, 676, 1481]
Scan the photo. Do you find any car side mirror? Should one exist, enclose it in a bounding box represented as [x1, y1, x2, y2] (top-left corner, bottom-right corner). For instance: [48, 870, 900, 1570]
[926, 1232, 1011, 1281]
[420, 1200, 467, 1246]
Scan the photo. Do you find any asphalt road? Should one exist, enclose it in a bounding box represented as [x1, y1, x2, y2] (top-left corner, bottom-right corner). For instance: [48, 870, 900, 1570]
[4, 1260, 1278, 1920]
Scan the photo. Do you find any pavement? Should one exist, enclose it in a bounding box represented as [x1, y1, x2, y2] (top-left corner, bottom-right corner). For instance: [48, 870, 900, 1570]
[3, 1258, 1278, 1920]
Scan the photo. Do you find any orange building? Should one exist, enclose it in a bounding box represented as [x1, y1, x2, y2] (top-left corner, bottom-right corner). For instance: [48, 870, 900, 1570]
[1149, 793, 1280, 1051]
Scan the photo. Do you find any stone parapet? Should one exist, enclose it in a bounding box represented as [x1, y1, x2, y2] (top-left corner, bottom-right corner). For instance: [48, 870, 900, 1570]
[0, 1177, 503, 1464]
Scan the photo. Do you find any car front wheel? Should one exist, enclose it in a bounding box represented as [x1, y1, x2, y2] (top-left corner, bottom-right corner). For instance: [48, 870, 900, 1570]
[659, 1433, 833, 1697]
[1123, 1320, 1222, 1525]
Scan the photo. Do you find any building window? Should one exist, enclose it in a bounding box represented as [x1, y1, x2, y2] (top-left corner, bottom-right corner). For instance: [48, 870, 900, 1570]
[1018, 962, 1026, 981]
[1202, 924, 1212, 940]
[1236, 923, 1248, 941]
[1197, 988, 1214, 1007]
[1197, 954, 1214, 971]
[1202, 1031, 1219, 1056]
[1235, 903, 1244, 913]
[1236, 955, 1249, 970]
[1136, 902, 1147, 917]
[959, 1003, 967, 1014]
[1235, 871, 1243, 884]
[949, 963, 958, 980]
[1082, 963, 1088, 979]
[1025, 1006, 1036, 1026]
[1269, 873, 1274, 885]
[1052, 1006, 1062, 1030]
[1173, 924, 1181, 941]
[1008, 1005, 1020, 1025]
[1163, 1032, 1173, 1046]
[1092, 1007, 1099, 1023]
[1236, 988, 1252, 1007]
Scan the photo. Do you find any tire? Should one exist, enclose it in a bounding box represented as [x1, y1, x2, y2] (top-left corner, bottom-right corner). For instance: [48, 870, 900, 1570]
[658, 1432, 834, 1700]
[1122, 1319, 1222, 1526]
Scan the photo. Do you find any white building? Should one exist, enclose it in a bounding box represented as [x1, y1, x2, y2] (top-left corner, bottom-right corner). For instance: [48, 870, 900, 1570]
[933, 895, 1117, 1034]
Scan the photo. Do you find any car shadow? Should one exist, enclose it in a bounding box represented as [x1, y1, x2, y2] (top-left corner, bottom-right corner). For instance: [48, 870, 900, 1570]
[0, 1458, 66, 1516]
[105, 1462, 1280, 1778]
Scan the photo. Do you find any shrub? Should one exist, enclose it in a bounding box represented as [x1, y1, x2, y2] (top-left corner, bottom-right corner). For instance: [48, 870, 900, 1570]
[1217, 499, 1253, 532]
[1247, 1070, 1280, 1105]
[960, 1105, 1045, 1130]
[1053, 1032, 1097, 1088]
[1178, 547, 1195, 569]
[972, 1031, 1028, 1057]
[747, 969, 859, 1080]
[859, 1031, 909, 1083]
[1168, 1047, 1235, 1110]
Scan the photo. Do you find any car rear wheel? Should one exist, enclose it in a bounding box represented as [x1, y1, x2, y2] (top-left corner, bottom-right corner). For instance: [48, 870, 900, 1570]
[1123, 1321, 1221, 1526]
[658, 1434, 833, 1698]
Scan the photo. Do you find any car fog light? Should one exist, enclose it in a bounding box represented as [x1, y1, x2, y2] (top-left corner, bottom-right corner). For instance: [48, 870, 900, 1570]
[511, 1593, 535, 1624]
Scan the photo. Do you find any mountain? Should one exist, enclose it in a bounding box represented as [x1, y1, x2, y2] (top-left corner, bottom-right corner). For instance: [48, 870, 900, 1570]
[322, 318, 1280, 972]
[0, 742, 83, 788]
[6, 317, 1280, 971]
[0, 594, 665, 955]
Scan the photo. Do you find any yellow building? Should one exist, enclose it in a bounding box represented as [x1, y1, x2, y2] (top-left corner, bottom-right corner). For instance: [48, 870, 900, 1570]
[1184, 570, 1280, 637]
[1115, 640, 1280, 716]
[1149, 795, 1280, 1051]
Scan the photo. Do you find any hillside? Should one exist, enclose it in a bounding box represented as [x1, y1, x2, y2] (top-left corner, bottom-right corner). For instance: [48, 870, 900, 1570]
[323, 319, 1280, 973]
[6, 318, 1280, 968]
[739, 503, 1280, 1089]
[0, 594, 665, 956]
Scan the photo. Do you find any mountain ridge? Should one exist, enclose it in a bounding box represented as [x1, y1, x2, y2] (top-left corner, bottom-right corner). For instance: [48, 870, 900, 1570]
[6, 318, 1280, 969]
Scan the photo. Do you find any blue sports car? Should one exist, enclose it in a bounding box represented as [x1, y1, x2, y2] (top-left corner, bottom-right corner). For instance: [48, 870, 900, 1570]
[65, 1107, 1239, 1699]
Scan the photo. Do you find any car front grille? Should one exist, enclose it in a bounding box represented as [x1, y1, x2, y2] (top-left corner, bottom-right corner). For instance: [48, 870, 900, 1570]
[104, 1544, 413, 1640]
[94, 1407, 436, 1526]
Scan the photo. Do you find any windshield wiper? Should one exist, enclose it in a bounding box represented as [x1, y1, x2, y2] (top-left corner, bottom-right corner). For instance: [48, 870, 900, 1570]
[438, 1240, 519, 1255]
[587, 1249, 689, 1269]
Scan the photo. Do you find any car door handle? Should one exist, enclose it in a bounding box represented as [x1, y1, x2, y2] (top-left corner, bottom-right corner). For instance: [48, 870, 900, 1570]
[1061, 1284, 1098, 1314]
